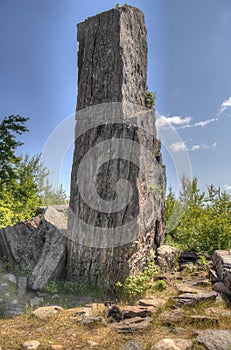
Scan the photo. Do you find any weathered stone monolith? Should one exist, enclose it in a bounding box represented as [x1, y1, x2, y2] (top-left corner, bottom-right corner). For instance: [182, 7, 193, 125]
[67, 5, 166, 286]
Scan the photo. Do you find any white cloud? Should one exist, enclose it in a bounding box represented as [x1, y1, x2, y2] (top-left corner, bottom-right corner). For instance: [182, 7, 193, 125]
[224, 184, 231, 191]
[170, 141, 188, 152]
[219, 97, 231, 114]
[190, 142, 217, 151]
[191, 145, 200, 151]
[156, 115, 192, 129]
[194, 118, 218, 127]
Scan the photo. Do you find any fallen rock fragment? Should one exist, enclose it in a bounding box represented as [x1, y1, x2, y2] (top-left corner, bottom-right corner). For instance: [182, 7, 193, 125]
[172, 291, 217, 306]
[158, 309, 183, 325]
[108, 316, 152, 333]
[22, 340, 40, 350]
[77, 315, 103, 325]
[151, 338, 192, 350]
[123, 305, 155, 319]
[196, 329, 231, 350]
[32, 305, 63, 319]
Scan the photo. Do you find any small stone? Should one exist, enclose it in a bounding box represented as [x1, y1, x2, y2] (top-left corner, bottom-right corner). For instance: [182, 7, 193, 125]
[22, 340, 40, 350]
[171, 328, 187, 335]
[50, 345, 63, 350]
[3, 274, 17, 284]
[32, 306, 63, 319]
[121, 342, 144, 350]
[87, 340, 98, 347]
[30, 297, 44, 308]
[151, 338, 192, 350]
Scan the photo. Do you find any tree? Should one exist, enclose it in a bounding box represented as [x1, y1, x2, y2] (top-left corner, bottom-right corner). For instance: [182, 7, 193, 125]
[0, 115, 29, 189]
[165, 177, 231, 253]
[0, 115, 68, 228]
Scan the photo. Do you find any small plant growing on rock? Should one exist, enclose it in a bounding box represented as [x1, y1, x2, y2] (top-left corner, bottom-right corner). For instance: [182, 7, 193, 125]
[145, 89, 156, 109]
[115, 3, 121, 8]
[155, 279, 167, 292]
[116, 252, 159, 302]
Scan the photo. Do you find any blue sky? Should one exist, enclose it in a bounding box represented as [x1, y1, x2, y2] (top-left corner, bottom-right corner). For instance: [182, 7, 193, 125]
[0, 0, 231, 195]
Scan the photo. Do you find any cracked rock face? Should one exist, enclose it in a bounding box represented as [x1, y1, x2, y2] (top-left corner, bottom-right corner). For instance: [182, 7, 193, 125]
[67, 6, 166, 285]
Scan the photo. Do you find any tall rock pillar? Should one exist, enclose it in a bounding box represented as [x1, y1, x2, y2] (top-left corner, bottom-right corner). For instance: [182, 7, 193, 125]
[67, 6, 166, 286]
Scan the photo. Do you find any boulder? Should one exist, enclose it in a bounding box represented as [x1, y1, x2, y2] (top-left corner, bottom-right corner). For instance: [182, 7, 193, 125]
[0, 206, 67, 291]
[156, 245, 180, 272]
[2, 274, 17, 284]
[172, 291, 217, 307]
[212, 250, 231, 290]
[196, 329, 231, 350]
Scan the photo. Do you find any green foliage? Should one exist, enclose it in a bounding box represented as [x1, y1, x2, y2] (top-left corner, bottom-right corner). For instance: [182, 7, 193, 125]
[116, 253, 159, 302]
[145, 89, 156, 109]
[115, 3, 120, 8]
[165, 177, 231, 253]
[155, 280, 167, 292]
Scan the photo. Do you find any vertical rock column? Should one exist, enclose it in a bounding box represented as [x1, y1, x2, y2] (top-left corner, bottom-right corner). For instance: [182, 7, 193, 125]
[67, 6, 166, 286]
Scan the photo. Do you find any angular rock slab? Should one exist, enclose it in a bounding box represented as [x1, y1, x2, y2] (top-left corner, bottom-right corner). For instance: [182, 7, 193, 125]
[0, 222, 43, 271]
[196, 329, 231, 350]
[212, 250, 231, 290]
[29, 206, 67, 290]
[158, 309, 183, 325]
[172, 292, 217, 307]
[108, 316, 152, 333]
[123, 305, 155, 319]
[139, 298, 167, 308]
